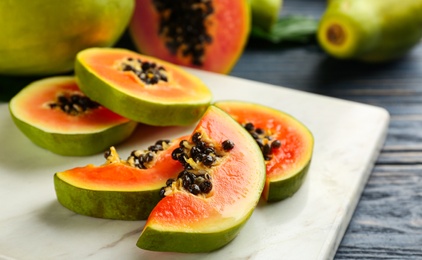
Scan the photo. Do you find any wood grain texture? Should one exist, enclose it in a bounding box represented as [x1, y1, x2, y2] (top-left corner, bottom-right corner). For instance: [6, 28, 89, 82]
[230, 0, 422, 258]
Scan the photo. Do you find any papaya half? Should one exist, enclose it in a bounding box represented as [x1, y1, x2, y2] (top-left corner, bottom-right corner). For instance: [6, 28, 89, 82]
[215, 101, 314, 202]
[54, 137, 186, 220]
[129, 0, 250, 74]
[75, 47, 213, 126]
[9, 76, 137, 156]
[137, 106, 266, 252]
[0, 0, 134, 76]
[318, 0, 422, 62]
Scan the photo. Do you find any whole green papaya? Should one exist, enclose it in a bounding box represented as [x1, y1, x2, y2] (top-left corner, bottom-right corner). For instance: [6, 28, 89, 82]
[0, 0, 134, 76]
[318, 0, 422, 61]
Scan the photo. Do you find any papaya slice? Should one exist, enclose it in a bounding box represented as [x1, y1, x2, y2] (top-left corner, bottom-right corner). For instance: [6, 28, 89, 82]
[54, 136, 186, 220]
[75, 47, 213, 126]
[318, 0, 422, 61]
[129, 0, 250, 74]
[8, 76, 137, 156]
[214, 101, 314, 202]
[137, 106, 266, 253]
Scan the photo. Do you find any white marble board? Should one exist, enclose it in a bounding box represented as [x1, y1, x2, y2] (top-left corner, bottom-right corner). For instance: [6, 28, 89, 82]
[0, 69, 389, 260]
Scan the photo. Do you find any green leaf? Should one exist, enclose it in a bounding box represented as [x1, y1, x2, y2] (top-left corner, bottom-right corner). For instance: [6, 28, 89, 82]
[251, 15, 319, 44]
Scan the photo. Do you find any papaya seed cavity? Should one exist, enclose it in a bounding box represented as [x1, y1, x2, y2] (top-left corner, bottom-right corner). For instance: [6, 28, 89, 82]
[118, 57, 168, 85]
[153, 0, 214, 66]
[103, 139, 171, 169]
[160, 131, 234, 198]
[243, 122, 282, 161]
[327, 23, 346, 46]
[47, 92, 100, 116]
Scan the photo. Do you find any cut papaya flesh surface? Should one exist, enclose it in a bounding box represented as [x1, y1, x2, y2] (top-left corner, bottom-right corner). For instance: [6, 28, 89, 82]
[75, 48, 213, 126]
[137, 106, 266, 252]
[8, 76, 137, 156]
[129, 0, 250, 74]
[54, 137, 186, 220]
[214, 101, 314, 202]
[9, 76, 131, 133]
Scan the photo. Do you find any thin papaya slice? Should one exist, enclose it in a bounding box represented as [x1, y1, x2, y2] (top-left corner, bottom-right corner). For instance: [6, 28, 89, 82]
[318, 0, 422, 61]
[137, 106, 266, 252]
[54, 136, 186, 220]
[215, 100, 314, 202]
[75, 47, 213, 126]
[9, 76, 137, 156]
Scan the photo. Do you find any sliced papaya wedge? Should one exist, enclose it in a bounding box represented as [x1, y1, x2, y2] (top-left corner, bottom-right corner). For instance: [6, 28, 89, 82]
[137, 106, 266, 252]
[215, 100, 314, 202]
[9, 76, 137, 156]
[54, 136, 186, 220]
[75, 47, 213, 126]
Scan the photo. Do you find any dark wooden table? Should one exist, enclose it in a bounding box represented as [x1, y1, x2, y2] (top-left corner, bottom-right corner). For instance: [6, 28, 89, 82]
[230, 0, 422, 259]
[1, 1, 420, 258]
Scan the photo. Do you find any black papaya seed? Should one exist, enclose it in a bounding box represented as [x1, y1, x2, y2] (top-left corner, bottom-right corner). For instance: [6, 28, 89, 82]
[271, 140, 282, 149]
[222, 140, 235, 151]
[189, 184, 201, 195]
[192, 132, 202, 144]
[199, 180, 212, 193]
[244, 122, 254, 132]
[159, 187, 166, 198]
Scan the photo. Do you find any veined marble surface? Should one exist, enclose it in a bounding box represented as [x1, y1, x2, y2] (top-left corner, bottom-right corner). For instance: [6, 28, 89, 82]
[0, 69, 389, 260]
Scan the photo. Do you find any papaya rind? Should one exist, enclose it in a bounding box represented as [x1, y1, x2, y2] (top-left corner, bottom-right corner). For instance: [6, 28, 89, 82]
[266, 159, 311, 202]
[0, 0, 134, 76]
[54, 174, 160, 220]
[9, 110, 137, 156]
[137, 211, 252, 253]
[75, 48, 213, 126]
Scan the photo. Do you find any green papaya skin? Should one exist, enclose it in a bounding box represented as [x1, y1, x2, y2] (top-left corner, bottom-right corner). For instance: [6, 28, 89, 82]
[54, 174, 161, 220]
[250, 0, 283, 32]
[0, 0, 134, 76]
[10, 114, 137, 156]
[318, 0, 422, 61]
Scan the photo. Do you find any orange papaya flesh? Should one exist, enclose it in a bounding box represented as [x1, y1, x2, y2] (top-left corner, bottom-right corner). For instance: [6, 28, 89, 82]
[8, 76, 137, 156]
[54, 136, 186, 220]
[214, 101, 314, 202]
[75, 48, 212, 126]
[137, 106, 266, 253]
[129, 0, 250, 74]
